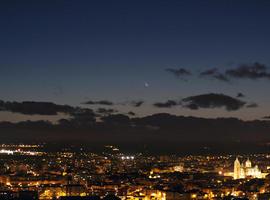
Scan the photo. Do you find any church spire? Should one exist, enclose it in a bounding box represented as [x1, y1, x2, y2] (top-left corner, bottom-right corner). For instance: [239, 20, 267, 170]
[234, 157, 241, 179]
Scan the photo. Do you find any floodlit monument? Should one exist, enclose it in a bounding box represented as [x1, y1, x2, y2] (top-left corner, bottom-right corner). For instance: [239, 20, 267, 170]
[234, 157, 263, 179]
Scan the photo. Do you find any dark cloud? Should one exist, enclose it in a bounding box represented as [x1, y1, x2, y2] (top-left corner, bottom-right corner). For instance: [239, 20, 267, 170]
[226, 62, 270, 80]
[212, 74, 229, 82]
[83, 100, 145, 107]
[246, 103, 258, 108]
[200, 62, 270, 82]
[101, 114, 130, 125]
[130, 100, 144, 107]
[127, 111, 136, 116]
[2, 114, 270, 153]
[185, 103, 199, 110]
[200, 68, 229, 82]
[182, 93, 246, 111]
[96, 108, 117, 115]
[262, 116, 270, 119]
[200, 68, 218, 76]
[83, 100, 114, 106]
[153, 100, 179, 108]
[165, 68, 191, 79]
[237, 93, 245, 98]
[0, 101, 74, 115]
[64, 108, 96, 127]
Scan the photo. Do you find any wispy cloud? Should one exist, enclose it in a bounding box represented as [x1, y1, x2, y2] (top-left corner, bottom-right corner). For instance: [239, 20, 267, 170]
[200, 68, 229, 82]
[246, 103, 258, 108]
[153, 100, 179, 108]
[165, 68, 191, 80]
[129, 100, 144, 107]
[83, 100, 114, 106]
[226, 62, 270, 80]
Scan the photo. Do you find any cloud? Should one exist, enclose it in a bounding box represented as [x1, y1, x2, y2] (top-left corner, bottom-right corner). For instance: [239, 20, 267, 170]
[185, 103, 199, 110]
[127, 111, 136, 116]
[212, 74, 229, 82]
[246, 103, 258, 108]
[83, 100, 114, 106]
[129, 100, 144, 107]
[153, 100, 179, 108]
[3, 113, 270, 153]
[200, 68, 218, 76]
[182, 93, 246, 111]
[66, 108, 96, 127]
[101, 114, 130, 125]
[165, 68, 191, 79]
[164, 62, 270, 83]
[226, 62, 270, 80]
[84, 100, 145, 107]
[200, 68, 229, 82]
[237, 93, 245, 98]
[96, 108, 117, 115]
[0, 101, 75, 115]
[262, 116, 270, 119]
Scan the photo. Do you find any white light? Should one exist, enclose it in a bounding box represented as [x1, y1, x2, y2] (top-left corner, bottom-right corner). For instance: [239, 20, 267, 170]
[0, 149, 14, 155]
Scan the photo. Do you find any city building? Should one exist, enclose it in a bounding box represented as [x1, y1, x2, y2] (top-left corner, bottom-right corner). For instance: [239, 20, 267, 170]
[234, 157, 264, 179]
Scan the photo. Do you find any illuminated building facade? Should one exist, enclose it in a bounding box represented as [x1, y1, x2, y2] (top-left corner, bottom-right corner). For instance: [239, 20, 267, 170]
[234, 157, 263, 179]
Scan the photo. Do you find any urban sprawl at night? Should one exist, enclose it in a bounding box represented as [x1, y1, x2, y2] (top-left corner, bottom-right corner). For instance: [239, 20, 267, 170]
[2, 0, 270, 199]
[0, 144, 269, 200]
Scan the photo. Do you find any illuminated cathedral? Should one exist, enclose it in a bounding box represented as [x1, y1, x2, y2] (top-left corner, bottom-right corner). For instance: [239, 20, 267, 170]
[233, 157, 262, 179]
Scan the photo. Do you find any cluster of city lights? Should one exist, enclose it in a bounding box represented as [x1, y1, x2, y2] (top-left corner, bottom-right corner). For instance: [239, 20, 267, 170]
[0, 149, 42, 156]
[0, 149, 14, 155]
[121, 156, 135, 160]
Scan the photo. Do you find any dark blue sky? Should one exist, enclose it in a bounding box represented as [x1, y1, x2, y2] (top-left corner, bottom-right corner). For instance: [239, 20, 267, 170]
[1, 0, 270, 121]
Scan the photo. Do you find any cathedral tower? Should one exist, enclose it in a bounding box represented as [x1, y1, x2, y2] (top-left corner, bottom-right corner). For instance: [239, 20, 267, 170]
[234, 157, 241, 179]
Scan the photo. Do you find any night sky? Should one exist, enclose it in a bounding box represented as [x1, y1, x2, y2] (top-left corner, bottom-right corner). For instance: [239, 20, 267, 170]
[1, 1, 270, 147]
